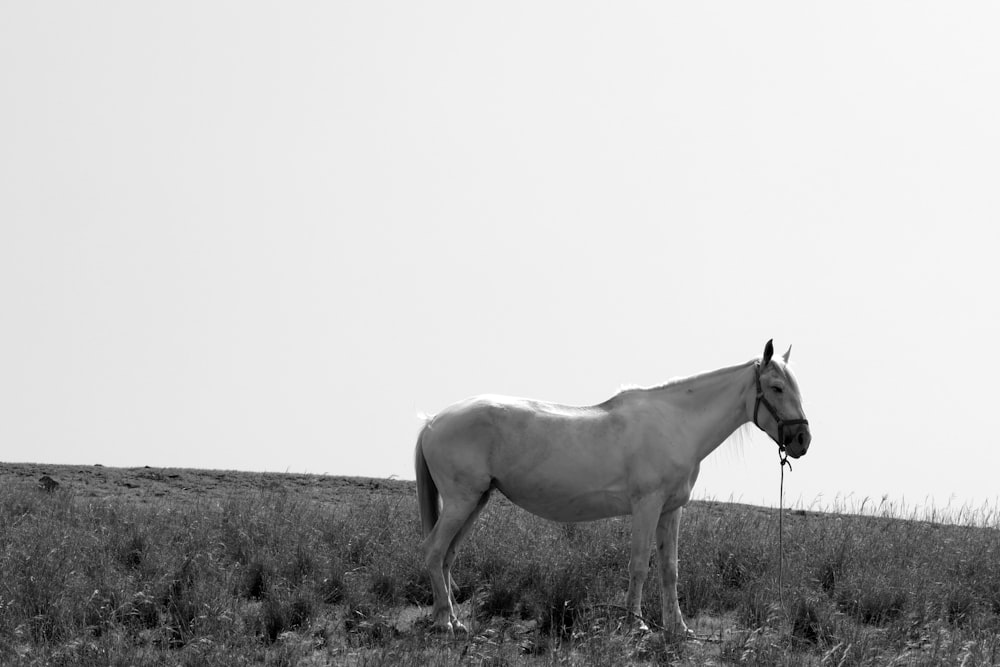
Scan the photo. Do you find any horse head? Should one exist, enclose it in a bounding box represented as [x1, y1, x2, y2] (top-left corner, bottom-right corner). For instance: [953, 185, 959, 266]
[752, 339, 811, 459]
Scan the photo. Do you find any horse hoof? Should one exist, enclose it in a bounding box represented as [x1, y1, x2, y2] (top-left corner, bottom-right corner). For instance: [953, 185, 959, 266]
[630, 620, 651, 635]
[430, 622, 455, 636]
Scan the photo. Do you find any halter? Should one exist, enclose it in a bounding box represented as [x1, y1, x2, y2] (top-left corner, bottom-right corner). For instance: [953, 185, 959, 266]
[753, 361, 809, 460]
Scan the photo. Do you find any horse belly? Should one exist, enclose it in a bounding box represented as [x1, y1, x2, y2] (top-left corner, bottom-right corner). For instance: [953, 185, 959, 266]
[505, 486, 631, 522]
[493, 449, 632, 522]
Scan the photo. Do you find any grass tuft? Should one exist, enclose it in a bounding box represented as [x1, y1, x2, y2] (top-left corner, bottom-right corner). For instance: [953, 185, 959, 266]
[533, 565, 590, 639]
[241, 559, 270, 600]
[371, 571, 398, 604]
[835, 573, 907, 626]
[318, 567, 346, 605]
[788, 593, 836, 646]
[474, 583, 524, 622]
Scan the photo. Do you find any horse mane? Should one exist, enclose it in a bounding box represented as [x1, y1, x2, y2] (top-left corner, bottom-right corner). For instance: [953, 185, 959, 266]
[600, 359, 758, 408]
[721, 421, 753, 458]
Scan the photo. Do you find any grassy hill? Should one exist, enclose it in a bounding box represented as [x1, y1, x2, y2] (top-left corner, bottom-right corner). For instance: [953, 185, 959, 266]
[1, 462, 998, 666]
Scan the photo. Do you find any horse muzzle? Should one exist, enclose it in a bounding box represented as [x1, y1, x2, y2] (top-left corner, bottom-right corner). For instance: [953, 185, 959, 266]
[782, 426, 811, 459]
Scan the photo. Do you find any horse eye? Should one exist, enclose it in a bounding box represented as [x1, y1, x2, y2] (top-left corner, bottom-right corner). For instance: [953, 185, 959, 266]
[771, 386, 784, 394]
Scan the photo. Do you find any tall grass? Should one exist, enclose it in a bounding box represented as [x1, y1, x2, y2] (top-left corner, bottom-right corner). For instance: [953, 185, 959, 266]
[1, 474, 999, 665]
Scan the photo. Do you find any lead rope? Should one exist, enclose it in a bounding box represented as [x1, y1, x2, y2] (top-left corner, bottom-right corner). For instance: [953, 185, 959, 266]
[777, 447, 791, 614]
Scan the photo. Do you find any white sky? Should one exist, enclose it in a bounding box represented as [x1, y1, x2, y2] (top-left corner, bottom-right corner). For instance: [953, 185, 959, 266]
[2, 2, 999, 513]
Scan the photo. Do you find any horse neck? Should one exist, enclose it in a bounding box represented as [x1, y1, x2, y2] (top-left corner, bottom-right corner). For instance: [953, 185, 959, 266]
[650, 360, 756, 462]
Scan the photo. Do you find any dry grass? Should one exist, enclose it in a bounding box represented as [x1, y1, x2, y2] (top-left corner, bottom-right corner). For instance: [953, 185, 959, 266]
[1, 462, 999, 665]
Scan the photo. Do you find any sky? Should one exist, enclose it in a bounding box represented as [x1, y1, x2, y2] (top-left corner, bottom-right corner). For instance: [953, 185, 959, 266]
[2, 2, 999, 516]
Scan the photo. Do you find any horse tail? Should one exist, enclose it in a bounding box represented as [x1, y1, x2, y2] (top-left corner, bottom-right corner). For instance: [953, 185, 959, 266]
[415, 423, 439, 537]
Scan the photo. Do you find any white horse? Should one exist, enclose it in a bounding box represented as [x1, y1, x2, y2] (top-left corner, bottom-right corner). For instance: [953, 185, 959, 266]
[415, 340, 810, 637]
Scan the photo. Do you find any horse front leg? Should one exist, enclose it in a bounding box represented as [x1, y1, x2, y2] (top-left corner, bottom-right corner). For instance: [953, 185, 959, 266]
[625, 497, 661, 632]
[656, 506, 693, 639]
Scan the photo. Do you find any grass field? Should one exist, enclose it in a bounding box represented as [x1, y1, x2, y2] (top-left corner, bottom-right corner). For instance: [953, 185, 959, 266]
[1, 462, 999, 666]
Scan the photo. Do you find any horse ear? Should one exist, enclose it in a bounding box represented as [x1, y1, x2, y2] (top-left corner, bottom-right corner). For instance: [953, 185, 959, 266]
[762, 339, 774, 366]
[782, 344, 792, 363]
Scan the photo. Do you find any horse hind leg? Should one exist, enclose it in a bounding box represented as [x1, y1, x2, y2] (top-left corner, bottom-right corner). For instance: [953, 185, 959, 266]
[442, 489, 491, 633]
[422, 495, 484, 634]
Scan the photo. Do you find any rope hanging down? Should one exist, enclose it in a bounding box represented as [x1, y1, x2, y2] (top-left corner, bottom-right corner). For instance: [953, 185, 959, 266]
[777, 448, 792, 611]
